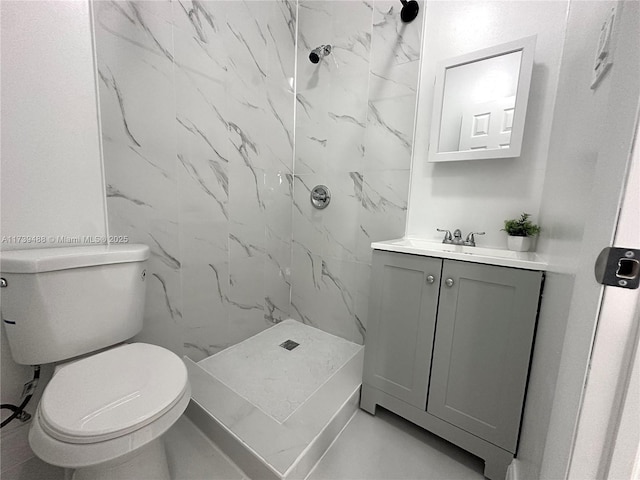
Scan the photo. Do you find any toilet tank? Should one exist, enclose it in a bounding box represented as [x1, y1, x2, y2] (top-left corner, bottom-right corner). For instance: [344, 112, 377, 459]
[0, 245, 150, 365]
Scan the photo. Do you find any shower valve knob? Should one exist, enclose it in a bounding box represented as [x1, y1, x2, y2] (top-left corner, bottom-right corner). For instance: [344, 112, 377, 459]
[310, 185, 331, 209]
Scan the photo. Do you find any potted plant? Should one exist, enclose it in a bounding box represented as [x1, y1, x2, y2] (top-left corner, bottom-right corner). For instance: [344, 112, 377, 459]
[502, 213, 540, 252]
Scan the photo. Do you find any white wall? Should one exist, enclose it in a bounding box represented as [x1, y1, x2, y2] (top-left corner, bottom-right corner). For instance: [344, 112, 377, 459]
[1, 1, 107, 248]
[407, 1, 569, 248]
[516, 1, 640, 478]
[0, 0, 106, 467]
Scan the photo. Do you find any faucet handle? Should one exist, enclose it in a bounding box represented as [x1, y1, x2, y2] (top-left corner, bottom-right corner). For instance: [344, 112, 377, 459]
[437, 228, 453, 244]
[464, 231, 485, 246]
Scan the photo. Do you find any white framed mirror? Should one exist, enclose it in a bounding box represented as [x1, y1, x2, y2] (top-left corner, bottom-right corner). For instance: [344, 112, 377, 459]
[428, 35, 536, 162]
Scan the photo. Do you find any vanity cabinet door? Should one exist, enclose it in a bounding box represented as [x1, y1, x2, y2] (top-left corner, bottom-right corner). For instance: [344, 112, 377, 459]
[427, 260, 542, 452]
[363, 251, 442, 409]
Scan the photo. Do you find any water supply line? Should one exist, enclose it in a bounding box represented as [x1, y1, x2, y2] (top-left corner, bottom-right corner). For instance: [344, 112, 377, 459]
[1, 365, 40, 428]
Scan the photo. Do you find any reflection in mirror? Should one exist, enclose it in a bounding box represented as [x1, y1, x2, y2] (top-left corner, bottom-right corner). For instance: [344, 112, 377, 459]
[428, 36, 536, 163]
[440, 51, 522, 153]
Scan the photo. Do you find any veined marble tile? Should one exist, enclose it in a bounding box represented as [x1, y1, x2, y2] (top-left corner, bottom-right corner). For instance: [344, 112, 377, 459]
[294, 93, 330, 175]
[266, 0, 298, 88]
[94, 0, 174, 61]
[132, 251, 184, 356]
[229, 244, 265, 299]
[179, 220, 229, 336]
[103, 137, 178, 221]
[368, 59, 420, 101]
[199, 319, 361, 423]
[290, 244, 362, 344]
[264, 171, 294, 238]
[177, 148, 229, 224]
[264, 259, 292, 323]
[124, 0, 173, 24]
[292, 175, 327, 256]
[183, 324, 231, 362]
[174, 21, 229, 84]
[175, 67, 228, 134]
[96, 29, 176, 164]
[363, 94, 415, 171]
[225, 1, 270, 82]
[172, 0, 222, 36]
[320, 172, 363, 261]
[297, 1, 371, 81]
[325, 119, 366, 174]
[353, 262, 371, 342]
[228, 163, 267, 244]
[226, 85, 295, 173]
[297, 1, 333, 56]
[176, 72, 230, 223]
[329, 1, 372, 76]
[371, 0, 424, 67]
[225, 303, 271, 347]
[356, 169, 410, 262]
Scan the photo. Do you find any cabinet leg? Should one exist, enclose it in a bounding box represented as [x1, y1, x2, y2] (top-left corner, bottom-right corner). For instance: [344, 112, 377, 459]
[359, 384, 378, 415]
[483, 453, 512, 480]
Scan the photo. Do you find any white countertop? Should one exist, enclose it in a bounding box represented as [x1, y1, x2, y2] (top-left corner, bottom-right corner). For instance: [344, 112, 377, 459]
[371, 238, 547, 271]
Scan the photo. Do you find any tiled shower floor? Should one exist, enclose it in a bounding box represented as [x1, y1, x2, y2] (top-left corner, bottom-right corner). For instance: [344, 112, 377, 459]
[185, 319, 364, 480]
[198, 319, 362, 423]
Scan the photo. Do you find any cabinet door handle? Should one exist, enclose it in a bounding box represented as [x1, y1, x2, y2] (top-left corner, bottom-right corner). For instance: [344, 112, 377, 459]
[426, 275, 435, 284]
[445, 278, 454, 287]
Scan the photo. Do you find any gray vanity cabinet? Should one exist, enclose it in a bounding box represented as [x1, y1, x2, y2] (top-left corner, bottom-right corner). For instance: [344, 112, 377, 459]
[362, 251, 442, 409]
[361, 249, 544, 480]
[427, 259, 542, 452]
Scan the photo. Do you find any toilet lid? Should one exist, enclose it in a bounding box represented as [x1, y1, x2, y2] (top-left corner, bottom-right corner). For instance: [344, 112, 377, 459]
[39, 343, 188, 444]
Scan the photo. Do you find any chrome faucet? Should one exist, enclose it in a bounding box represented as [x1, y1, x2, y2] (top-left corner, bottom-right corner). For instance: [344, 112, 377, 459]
[437, 228, 485, 246]
[464, 231, 485, 247]
[437, 229, 453, 244]
[437, 228, 464, 244]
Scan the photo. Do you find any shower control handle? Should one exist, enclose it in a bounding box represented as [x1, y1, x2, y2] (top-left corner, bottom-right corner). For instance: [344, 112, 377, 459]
[310, 185, 331, 209]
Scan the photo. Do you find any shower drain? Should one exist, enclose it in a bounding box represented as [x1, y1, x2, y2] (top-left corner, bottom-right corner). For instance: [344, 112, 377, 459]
[279, 339, 300, 351]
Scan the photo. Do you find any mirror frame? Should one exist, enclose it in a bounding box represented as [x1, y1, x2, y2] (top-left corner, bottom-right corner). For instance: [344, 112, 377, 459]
[428, 35, 537, 163]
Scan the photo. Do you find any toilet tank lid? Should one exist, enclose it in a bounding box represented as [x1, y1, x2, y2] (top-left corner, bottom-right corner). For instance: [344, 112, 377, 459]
[0, 244, 150, 273]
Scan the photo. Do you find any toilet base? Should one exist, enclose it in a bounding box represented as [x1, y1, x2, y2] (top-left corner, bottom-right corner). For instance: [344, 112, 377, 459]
[69, 438, 170, 480]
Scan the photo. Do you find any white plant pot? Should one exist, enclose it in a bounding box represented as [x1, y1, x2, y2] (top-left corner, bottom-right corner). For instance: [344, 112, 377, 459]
[507, 236, 532, 252]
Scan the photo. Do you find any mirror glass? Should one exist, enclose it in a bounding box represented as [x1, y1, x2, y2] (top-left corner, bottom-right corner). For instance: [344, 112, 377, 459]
[439, 51, 522, 153]
[428, 36, 536, 163]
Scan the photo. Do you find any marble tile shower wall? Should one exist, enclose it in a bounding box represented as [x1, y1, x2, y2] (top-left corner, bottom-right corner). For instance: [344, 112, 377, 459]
[291, 1, 423, 343]
[95, 0, 422, 356]
[95, 0, 296, 360]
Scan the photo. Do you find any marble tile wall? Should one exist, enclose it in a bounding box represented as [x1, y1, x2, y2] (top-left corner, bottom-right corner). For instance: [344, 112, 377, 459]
[94, 0, 296, 360]
[290, 0, 424, 343]
[95, 0, 423, 354]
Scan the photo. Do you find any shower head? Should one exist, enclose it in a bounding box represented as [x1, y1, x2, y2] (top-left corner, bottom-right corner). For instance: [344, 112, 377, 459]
[400, 0, 419, 23]
[309, 45, 332, 64]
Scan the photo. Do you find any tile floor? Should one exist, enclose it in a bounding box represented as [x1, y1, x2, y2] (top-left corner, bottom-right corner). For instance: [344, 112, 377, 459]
[1, 408, 485, 480]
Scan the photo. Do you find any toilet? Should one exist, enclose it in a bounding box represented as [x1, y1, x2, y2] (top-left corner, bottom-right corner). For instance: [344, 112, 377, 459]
[0, 245, 190, 480]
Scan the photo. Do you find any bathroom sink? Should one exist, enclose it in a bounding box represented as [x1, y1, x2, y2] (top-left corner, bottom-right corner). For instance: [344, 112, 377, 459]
[371, 238, 547, 271]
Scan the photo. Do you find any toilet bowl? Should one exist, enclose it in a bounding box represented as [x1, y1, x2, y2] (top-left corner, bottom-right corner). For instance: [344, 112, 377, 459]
[28, 343, 190, 479]
[0, 245, 190, 479]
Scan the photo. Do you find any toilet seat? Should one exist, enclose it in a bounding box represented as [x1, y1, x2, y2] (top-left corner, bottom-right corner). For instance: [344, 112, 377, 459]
[29, 382, 191, 469]
[39, 343, 188, 444]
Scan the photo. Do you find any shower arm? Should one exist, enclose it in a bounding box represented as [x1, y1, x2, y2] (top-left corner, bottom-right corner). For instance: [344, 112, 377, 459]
[309, 45, 332, 64]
